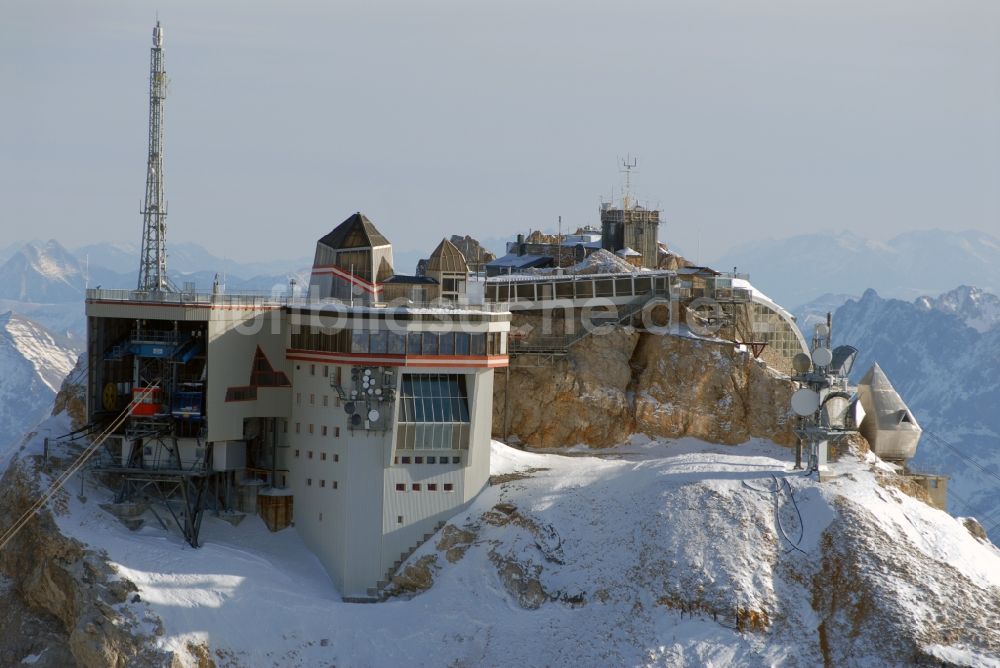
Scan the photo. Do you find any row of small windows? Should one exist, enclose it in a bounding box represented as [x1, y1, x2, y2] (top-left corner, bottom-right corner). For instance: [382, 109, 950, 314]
[394, 483, 454, 492]
[294, 450, 341, 462]
[290, 327, 503, 356]
[393, 455, 461, 465]
[306, 478, 339, 489]
[296, 392, 340, 407]
[291, 423, 342, 438]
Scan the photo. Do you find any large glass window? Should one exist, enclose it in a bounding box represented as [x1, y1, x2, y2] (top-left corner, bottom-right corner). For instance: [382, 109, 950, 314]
[395, 374, 471, 451]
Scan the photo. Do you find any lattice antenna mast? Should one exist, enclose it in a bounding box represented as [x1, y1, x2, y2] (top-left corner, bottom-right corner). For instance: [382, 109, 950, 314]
[620, 155, 637, 210]
[137, 21, 174, 292]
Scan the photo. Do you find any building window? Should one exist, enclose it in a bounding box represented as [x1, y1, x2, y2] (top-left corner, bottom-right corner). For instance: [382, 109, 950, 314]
[322, 426, 328, 436]
[427, 456, 436, 464]
[323, 395, 329, 407]
[332, 481, 338, 489]
[308, 451, 313, 459]
[401, 456, 411, 464]
[412, 484, 421, 491]
[334, 454, 340, 462]
[395, 374, 472, 451]
[393, 456, 398, 464]
[397, 515, 403, 524]
[444, 483, 454, 491]
[308, 424, 314, 435]
[428, 483, 438, 491]
[395, 483, 405, 491]
[415, 457, 424, 464]
[321, 452, 327, 461]
[335, 427, 340, 438]
[323, 365, 329, 378]
[319, 512, 323, 521]
[320, 480, 326, 488]
[307, 478, 312, 486]
[310, 364, 316, 376]
[310, 393, 315, 405]
[283, 420, 288, 434]
[296, 392, 301, 405]
[295, 423, 301, 434]
[294, 449, 300, 458]
[440, 459, 449, 466]
[452, 456, 461, 464]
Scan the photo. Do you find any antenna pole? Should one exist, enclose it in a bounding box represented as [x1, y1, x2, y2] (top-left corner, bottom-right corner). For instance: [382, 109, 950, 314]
[137, 21, 174, 292]
[558, 215, 562, 269]
[620, 155, 637, 210]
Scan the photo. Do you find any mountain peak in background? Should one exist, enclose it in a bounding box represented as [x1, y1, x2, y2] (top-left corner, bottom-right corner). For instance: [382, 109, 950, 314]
[714, 229, 1000, 309]
[0, 312, 80, 451]
[0, 239, 88, 303]
[916, 285, 1000, 334]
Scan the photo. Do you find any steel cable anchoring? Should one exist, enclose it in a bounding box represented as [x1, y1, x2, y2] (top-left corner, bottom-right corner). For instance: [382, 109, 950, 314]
[0, 380, 160, 552]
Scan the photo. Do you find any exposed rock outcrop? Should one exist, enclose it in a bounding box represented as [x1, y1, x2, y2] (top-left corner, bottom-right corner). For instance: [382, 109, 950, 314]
[0, 373, 167, 667]
[812, 497, 1000, 666]
[494, 323, 797, 447]
[0, 456, 166, 667]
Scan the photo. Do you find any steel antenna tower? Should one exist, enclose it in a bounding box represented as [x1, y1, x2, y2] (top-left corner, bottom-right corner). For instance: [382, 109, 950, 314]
[137, 21, 175, 292]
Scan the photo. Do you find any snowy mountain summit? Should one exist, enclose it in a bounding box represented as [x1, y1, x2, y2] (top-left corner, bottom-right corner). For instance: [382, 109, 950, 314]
[0, 312, 79, 452]
[5, 428, 999, 666]
[916, 285, 1000, 334]
[0, 240, 90, 303]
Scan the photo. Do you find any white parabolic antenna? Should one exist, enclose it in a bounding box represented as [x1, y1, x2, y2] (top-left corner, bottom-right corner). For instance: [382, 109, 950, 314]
[368, 408, 380, 422]
[812, 347, 833, 367]
[815, 323, 830, 337]
[792, 353, 812, 374]
[791, 388, 821, 416]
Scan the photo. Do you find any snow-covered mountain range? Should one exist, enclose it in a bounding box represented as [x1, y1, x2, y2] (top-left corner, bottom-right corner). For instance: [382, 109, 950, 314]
[715, 229, 1000, 308]
[832, 287, 1000, 539]
[0, 312, 80, 453]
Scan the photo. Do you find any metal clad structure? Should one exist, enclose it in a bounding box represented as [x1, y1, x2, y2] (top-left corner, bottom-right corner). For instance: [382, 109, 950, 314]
[857, 362, 922, 462]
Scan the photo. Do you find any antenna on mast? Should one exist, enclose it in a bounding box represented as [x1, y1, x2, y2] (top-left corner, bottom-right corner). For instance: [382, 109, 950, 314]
[137, 19, 175, 292]
[620, 155, 637, 210]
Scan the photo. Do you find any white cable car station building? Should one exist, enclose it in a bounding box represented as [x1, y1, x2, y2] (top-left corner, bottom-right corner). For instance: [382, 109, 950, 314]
[86, 213, 510, 601]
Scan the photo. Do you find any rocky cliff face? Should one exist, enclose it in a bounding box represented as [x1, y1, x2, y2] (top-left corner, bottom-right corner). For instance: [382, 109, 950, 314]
[0, 376, 167, 667]
[494, 322, 797, 448]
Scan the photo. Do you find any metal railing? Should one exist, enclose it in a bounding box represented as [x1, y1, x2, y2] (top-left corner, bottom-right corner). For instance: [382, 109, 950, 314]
[86, 288, 511, 314]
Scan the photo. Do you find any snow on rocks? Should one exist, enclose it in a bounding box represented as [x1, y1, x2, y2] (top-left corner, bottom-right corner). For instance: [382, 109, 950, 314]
[33, 436, 1000, 666]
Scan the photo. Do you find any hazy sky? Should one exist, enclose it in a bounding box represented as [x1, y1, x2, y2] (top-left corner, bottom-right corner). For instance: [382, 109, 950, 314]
[2, 0, 998, 263]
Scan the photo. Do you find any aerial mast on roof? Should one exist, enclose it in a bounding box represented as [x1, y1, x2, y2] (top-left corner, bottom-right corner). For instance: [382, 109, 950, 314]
[620, 155, 637, 210]
[137, 20, 175, 292]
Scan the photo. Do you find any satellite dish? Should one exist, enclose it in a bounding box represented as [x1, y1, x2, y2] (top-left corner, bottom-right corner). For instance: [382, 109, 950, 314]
[830, 345, 859, 377]
[791, 388, 821, 416]
[812, 347, 833, 367]
[815, 323, 830, 337]
[364, 369, 372, 377]
[350, 413, 363, 427]
[367, 388, 374, 395]
[368, 408, 380, 422]
[792, 353, 812, 374]
[344, 401, 355, 414]
[375, 388, 382, 396]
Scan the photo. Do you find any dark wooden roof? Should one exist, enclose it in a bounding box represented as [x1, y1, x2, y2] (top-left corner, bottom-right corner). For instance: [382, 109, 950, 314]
[318, 212, 390, 250]
[427, 238, 469, 273]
